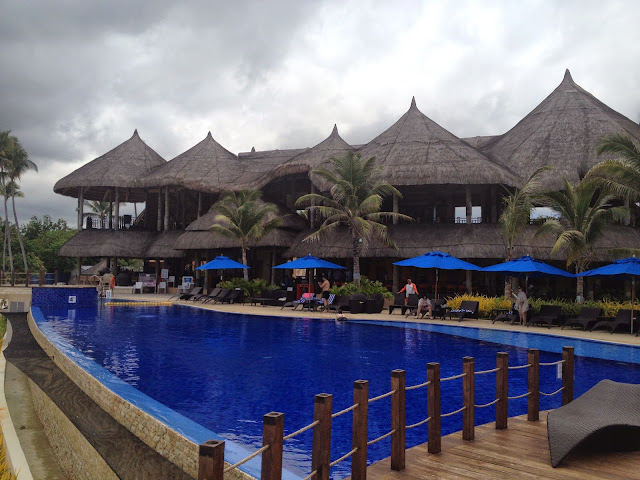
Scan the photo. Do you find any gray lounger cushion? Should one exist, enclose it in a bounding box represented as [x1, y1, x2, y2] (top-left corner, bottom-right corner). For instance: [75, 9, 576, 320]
[547, 379, 640, 467]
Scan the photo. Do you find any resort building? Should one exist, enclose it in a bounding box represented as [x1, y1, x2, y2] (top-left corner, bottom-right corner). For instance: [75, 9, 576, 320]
[54, 70, 640, 295]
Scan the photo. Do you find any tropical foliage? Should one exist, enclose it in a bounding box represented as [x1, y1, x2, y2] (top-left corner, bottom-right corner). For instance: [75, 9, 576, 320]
[84, 200, 111, 228]
[535, 177, 627, 299]
[329, 276, 393, 299]
[296, 151, 410, 285]
[589, 133, 640, 202]
[217, 277, 272, 299]
[21, 216, 77, 273]
[209, 190, 281, 281]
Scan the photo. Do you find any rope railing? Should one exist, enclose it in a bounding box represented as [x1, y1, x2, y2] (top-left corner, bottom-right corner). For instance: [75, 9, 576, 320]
[197, 346, 576, 480]
[406, 380, 430, 390]
[283, 420, 319, 441]
[223, 444, 269, 473]
[367, 428, 396, 446]
[540, 386, 564, 396]
[369, 389, 395, 403]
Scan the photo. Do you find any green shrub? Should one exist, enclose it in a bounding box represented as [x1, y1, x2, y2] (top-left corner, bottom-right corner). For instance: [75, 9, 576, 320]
[217, 278, 275, 299]
[330, 276, 393, 300]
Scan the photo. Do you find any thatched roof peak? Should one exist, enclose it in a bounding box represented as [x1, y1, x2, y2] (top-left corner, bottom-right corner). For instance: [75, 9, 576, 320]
[53, 129, 166, 201]
[356, 99, 520, 187]
[410, 96, 417, 109]
[139, 133, 242, 193]
[482, 70, 640, 188]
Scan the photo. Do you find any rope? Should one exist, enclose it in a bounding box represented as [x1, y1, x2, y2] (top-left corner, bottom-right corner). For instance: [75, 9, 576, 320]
[303, 470, 318, 480]
[508, 363, 531, 370]
[540, 360, 565, 366]
[406, 380, 430, 391]
[441, 372, 466, 382]
[224, 445, 269, 473]
[332, 403, 358, 418]
[475, 367, 499, 375]
[369, 390, 395, 403]
[329, 448, 357, 467]
[367, 429, 396, 446]
[441, 406, 466, 417]
[283, 420, 319, 441]
[540, 387, 564, 396]
[406, 417, 430, 429]
[475, 398, 499, 408]
[508, 392, 530, 400]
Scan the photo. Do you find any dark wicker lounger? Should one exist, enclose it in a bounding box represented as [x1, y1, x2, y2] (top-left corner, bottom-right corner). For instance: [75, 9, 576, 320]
[547, 379, 640, 467]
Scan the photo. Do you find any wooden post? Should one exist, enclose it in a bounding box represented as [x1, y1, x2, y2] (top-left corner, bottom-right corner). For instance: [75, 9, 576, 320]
[164, 186, 170, 231]
[54, 270, 59, 285]
[198, 192, 203, 218]
[427, 362, 441, 453]
[496, 352, 508, 430]
[462, 357, 474, 441]
[262, 412, 284, 480]
[157, 190, 162, 231]
[391, 369, 405, 471]
[465, 185, 472, 225]
[562, 346, 574, 405]
[352, 380, 368, 480]
[114, 187, 120, 230]
[311, 394, 332, 480]
[77, 186, 83, 232]
[25, 270, 29, 287]
[39, 268, 45, 286]
[198, 440, 225, 480]
[528, 349, 539, 421]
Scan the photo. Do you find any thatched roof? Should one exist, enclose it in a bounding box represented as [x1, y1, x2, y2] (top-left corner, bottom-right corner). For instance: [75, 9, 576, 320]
[251, 125, 353, 190]
[54, 130, 166, 202]
[236, 147, 309, 188]
[356, 98, 520, 187]
[284, 224, 640, 263]
[482, 70, 640, 189]
[58, 230, 184, 258]
[140, 132, 243, 193]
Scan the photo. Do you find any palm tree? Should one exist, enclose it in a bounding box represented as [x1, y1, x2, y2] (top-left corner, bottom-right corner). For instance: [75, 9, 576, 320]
[535, 177, 627, 300]
[589, 134, 640, 200]
[209, 190, 281, 281]
[5, 140, 37, 273]
[0, 131, 18, 278]
[498, 166, 551, 298]
[84, 200, 111, 228]
[296, 151, 410, 286]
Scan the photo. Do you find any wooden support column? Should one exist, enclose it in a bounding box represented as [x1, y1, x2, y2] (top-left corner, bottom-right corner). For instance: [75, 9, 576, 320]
[393, 193, 399, 224]
[466, 270, 472, 294]
[528, 349, 539, 421]
[491, 185, 497, 223]
[180, 190, 186, 228]
[311, 394, 332, 480]
[157, 191, 162, 231]
[198, 192, 203, 218]
[164, 186, 170, 231]
[108, 193, 113, 229]
[465, 185, 472, 225]
[352, 380, 368, 480]
[114, 187, 120, 230]
[77, 187, 83, 231]
[427, 362, 441, 453]
[496, 352, 508, 430]
[562, 346, 574, 405]
[462, 357, 474, 441]
[262, 412, 284, 480]
[198, 440, 225, 480]
[77, 258, 82, 285]
[391, 369, 406, 470]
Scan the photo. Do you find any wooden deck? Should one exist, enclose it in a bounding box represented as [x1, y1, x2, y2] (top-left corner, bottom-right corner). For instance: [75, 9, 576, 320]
[366, 413, 640, 479]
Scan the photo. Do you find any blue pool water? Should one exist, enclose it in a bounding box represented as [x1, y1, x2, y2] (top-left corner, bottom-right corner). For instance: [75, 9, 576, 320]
[35, 303, 640, 479]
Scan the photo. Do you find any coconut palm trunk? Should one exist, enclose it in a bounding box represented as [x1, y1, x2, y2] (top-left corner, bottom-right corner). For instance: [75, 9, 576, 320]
[11, 193, 28, 273]
[241, 244, 249, 281]
[352, 234, 361, 285]
[2, 189, 14, 279]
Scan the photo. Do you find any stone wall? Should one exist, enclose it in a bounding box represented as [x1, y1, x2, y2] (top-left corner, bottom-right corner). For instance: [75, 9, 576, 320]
[29, 379, 117, 480]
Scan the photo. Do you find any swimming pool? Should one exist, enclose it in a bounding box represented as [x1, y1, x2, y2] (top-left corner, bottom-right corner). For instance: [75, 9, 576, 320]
[34, 303, 640, 479]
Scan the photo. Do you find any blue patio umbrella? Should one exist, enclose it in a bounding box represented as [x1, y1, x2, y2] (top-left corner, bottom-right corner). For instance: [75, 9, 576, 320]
[394, 251, 481, 299]
[272, 255, 345, 270]
[481, 255, 575, 295]
[580, 257, 640, 334]
[196, 255, 250, 270]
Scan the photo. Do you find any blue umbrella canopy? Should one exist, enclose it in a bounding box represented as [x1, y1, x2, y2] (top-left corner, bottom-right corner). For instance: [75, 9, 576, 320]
[580, 257, 640, 334]
[273, 255, 345, 270]
[196, 255, 250, 270]
[481, 255, 575, 278]
[393, 251, 480, 299]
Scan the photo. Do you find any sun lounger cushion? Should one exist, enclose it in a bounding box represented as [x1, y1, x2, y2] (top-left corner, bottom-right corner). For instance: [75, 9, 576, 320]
[547, 379, 640, 467]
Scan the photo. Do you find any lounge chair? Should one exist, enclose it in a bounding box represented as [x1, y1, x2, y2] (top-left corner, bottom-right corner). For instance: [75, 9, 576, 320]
[527, 305, 562, 328]
[312, 293, 336, 312]
[220, 289, 243, 304]
[431, 299, 448, 320]
[196, 287, 221, 303]
[400, 294, 419, 316]
[562, 307, 602, 331]
[447, 300, 479, 321]
[177, 287, 202, 301]
[327, 295, 350, 313]
[590, 309, 633, 334]
[132, 281, 143, 294]
[492, 303, 518, 324]
[282, 292, 315, 310]
[388, 294, 407, 314]
[547, 379, 640, 467]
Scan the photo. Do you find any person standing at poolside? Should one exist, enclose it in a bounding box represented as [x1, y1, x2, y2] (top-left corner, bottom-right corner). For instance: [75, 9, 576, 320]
[514, 286, 529, 325]
[398, 278, 418, 304]
[318, 275, 331, 311]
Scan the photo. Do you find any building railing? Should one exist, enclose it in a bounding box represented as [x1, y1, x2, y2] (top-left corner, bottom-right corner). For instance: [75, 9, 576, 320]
[454, 217, 482, 224]
[84, 215, 137, 230]
[1, 270, 60, 287]
[197, 347, 575, 479]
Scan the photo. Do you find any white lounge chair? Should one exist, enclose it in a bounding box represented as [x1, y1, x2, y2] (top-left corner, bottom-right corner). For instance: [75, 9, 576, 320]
[132, 282, 143, 294]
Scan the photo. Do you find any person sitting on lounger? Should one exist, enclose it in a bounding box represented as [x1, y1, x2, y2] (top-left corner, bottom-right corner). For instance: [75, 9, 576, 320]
[415, 295, 432, 318]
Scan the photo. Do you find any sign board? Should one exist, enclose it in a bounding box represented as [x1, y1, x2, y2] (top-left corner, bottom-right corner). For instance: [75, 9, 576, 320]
[161, 268, 169, 279]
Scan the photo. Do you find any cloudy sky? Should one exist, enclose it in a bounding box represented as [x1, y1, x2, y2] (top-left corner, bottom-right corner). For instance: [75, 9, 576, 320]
[1, 0, 639, 227]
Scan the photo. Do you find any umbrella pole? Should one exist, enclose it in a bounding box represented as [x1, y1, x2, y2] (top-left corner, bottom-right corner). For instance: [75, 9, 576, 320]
[632, 277, 635, 335]
[435, 268, 439, 300]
